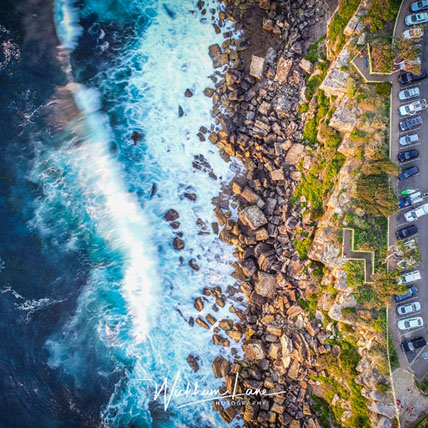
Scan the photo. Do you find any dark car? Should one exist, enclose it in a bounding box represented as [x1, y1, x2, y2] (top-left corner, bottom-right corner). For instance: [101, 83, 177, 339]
[399, 70, 428, 85]
[399, 165, 420, 180]
[401, 337, 426, 352]
[411, 0, 428, 12]
[399, 196, 413, 208]
[400, 116, 423, 131]
[396, 224, 418, 239]
[398, 149, 419, 162]
[395, 285, 418, 302]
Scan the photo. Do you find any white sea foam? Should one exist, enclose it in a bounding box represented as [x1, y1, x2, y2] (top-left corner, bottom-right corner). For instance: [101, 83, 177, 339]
[54, 0, 83, 49]
[45, 0, 245, 426]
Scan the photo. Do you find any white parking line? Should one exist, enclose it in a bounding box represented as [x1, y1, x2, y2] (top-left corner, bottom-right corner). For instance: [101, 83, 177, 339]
[399, 126, 422, 133]
[399, 159, 420, 165]
[400, 325, 425, 337]
[410, 344, 428, 365]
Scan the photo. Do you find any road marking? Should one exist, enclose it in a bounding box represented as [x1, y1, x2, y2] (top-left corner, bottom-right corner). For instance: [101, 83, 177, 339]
[398, 158, 420, 165]
[399, 126, 422, 133]
[410, 344, 428, 365]
[399, 325, 425, 336]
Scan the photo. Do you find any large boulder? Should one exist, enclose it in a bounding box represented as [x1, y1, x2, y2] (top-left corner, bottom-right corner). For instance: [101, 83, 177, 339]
[329, 96, 362, 133]
[239, 205, 268, 230]
[319, 68, 348, 97]
[243, 340, 265, 360]
[250, 55, 265, 79]
[255, 272, 277, 298]
[275, 57, 293, 84]
[285, 143, 305, 165]
[368, 402, 395, 419]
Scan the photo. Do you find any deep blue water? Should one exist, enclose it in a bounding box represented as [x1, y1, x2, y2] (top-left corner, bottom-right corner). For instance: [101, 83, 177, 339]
[0, 0, 243, 427]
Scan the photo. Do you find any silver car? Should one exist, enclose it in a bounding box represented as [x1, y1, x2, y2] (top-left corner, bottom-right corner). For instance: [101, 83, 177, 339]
[397, 301, 421, 315]
[405, 12, 428, 25]
[400, 134, 419, 146]
[399, 87, 420, 101]
[398, 316, 424, 330]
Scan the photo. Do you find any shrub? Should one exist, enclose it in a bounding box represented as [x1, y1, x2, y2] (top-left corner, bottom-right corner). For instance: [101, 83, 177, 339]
[370, 41, 394, 73]
[375, 82, 392, 97]
[302, 117, 318, 144]
[293, 237, 313, 259]
[365, 0, 401, 32]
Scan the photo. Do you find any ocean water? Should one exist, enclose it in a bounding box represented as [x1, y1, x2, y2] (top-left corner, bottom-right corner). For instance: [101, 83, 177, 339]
[0, 0, 244, 427]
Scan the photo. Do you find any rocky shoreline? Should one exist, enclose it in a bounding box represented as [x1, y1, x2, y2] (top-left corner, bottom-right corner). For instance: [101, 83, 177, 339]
[187, 0, 338, 426]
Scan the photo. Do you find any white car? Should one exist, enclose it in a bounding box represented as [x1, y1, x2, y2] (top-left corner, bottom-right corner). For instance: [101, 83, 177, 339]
[399, 99, 427, 116]
[397, 301, 421, 315]
[399, 269, 421, 285]
[399, 87, 420, 101]
[405, 12, 428, 25]
[398, 316, 424, 330]
[403, 27, 424, 39]
[405, 203, 428, 222]
[400, 134, 419, 146]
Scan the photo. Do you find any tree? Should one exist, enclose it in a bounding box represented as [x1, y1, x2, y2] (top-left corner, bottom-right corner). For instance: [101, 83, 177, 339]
[395, 34, 421, 75]
[371, 269, 407, 304]
[361, 159, 400, 176]
[356, 174, 398, 217]
[370, 41, 395, 73]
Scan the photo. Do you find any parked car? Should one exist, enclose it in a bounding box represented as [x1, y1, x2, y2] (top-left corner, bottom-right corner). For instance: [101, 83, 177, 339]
[399, 191, 423, 208]
[398, 149, 419, 161]
[405, 202, 428, 222]
[399, 165, 420, 180]
[396, 286, 418, 302]
[411, 0, 428, 12]
[400, 116, 423, 131]
[405, 12, 428, 25]
[399, 99, 427, 116]
[399, 270, 422, 285]
[398, 316, 424, 330]
[399, 87, 420, 100]
[403, 27, 425, 38]
[399, 134, 419, 146]
[401, 337, 426, 352]
[399, 70, 428, 85]
[397, 301, 422, 315]
[396, 225, 418, 239]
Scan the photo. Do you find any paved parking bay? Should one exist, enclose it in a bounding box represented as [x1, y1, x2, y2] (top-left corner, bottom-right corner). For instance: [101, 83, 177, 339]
[389, 0, 428, 381]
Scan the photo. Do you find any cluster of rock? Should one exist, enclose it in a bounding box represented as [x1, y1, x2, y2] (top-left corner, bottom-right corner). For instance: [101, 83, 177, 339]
[181, 0, 346, 426]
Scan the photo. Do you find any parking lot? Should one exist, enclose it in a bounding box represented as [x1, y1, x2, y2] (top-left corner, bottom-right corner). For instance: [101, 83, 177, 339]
[389, 0, 428, 381]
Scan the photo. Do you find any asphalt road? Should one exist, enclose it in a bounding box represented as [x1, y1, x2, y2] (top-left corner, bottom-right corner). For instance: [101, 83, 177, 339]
[389, 0, 428, 381]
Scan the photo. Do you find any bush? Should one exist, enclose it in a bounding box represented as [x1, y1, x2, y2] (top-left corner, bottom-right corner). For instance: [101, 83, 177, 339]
[293, 237, 313, 259]
[375, 82, 392, 97]
[302, 117, 318, 144]
[388, 330, 400, 370]
[365, 0, 401, 33]
[370, 41, 394, 73]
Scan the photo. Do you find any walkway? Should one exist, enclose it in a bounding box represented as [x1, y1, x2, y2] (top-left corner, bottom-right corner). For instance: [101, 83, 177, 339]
[351, 45, 394, 83]
[342, 228, 375, 283]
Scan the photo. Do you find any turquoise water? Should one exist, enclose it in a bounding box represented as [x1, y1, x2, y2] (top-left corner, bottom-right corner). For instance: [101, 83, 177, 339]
[28, 0, 244, 426]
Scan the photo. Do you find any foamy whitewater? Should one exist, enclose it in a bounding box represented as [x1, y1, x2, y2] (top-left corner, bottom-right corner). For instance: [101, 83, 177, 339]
[23, 0, 245, 426]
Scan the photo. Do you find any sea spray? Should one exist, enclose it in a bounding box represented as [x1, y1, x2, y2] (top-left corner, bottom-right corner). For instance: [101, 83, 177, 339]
[36, 0, 246, 425]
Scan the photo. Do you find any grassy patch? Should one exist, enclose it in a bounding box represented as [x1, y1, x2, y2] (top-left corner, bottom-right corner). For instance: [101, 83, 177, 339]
[327, 0, 360, 54]
[388, 329, 400, 370]
[293, 237, 313, 259]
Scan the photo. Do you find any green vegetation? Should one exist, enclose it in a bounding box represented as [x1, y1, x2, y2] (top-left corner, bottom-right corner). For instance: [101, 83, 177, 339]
[311, 395, 339, 428]
[327, 0, 360, 54]
[396, 34, 422, 75]
[370, 40, 394, 73]
[356, 160, 399, 217]
[375, 82, 392, 97]
[388, 330, 400, 370]
[305, 37, 326, 63]
[414, 415, 428, 428]
[293, 237, 313, 259]
[415, 375, 428, 395]
[371, 270, 406, 304]
[365, 0, 401, 33]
